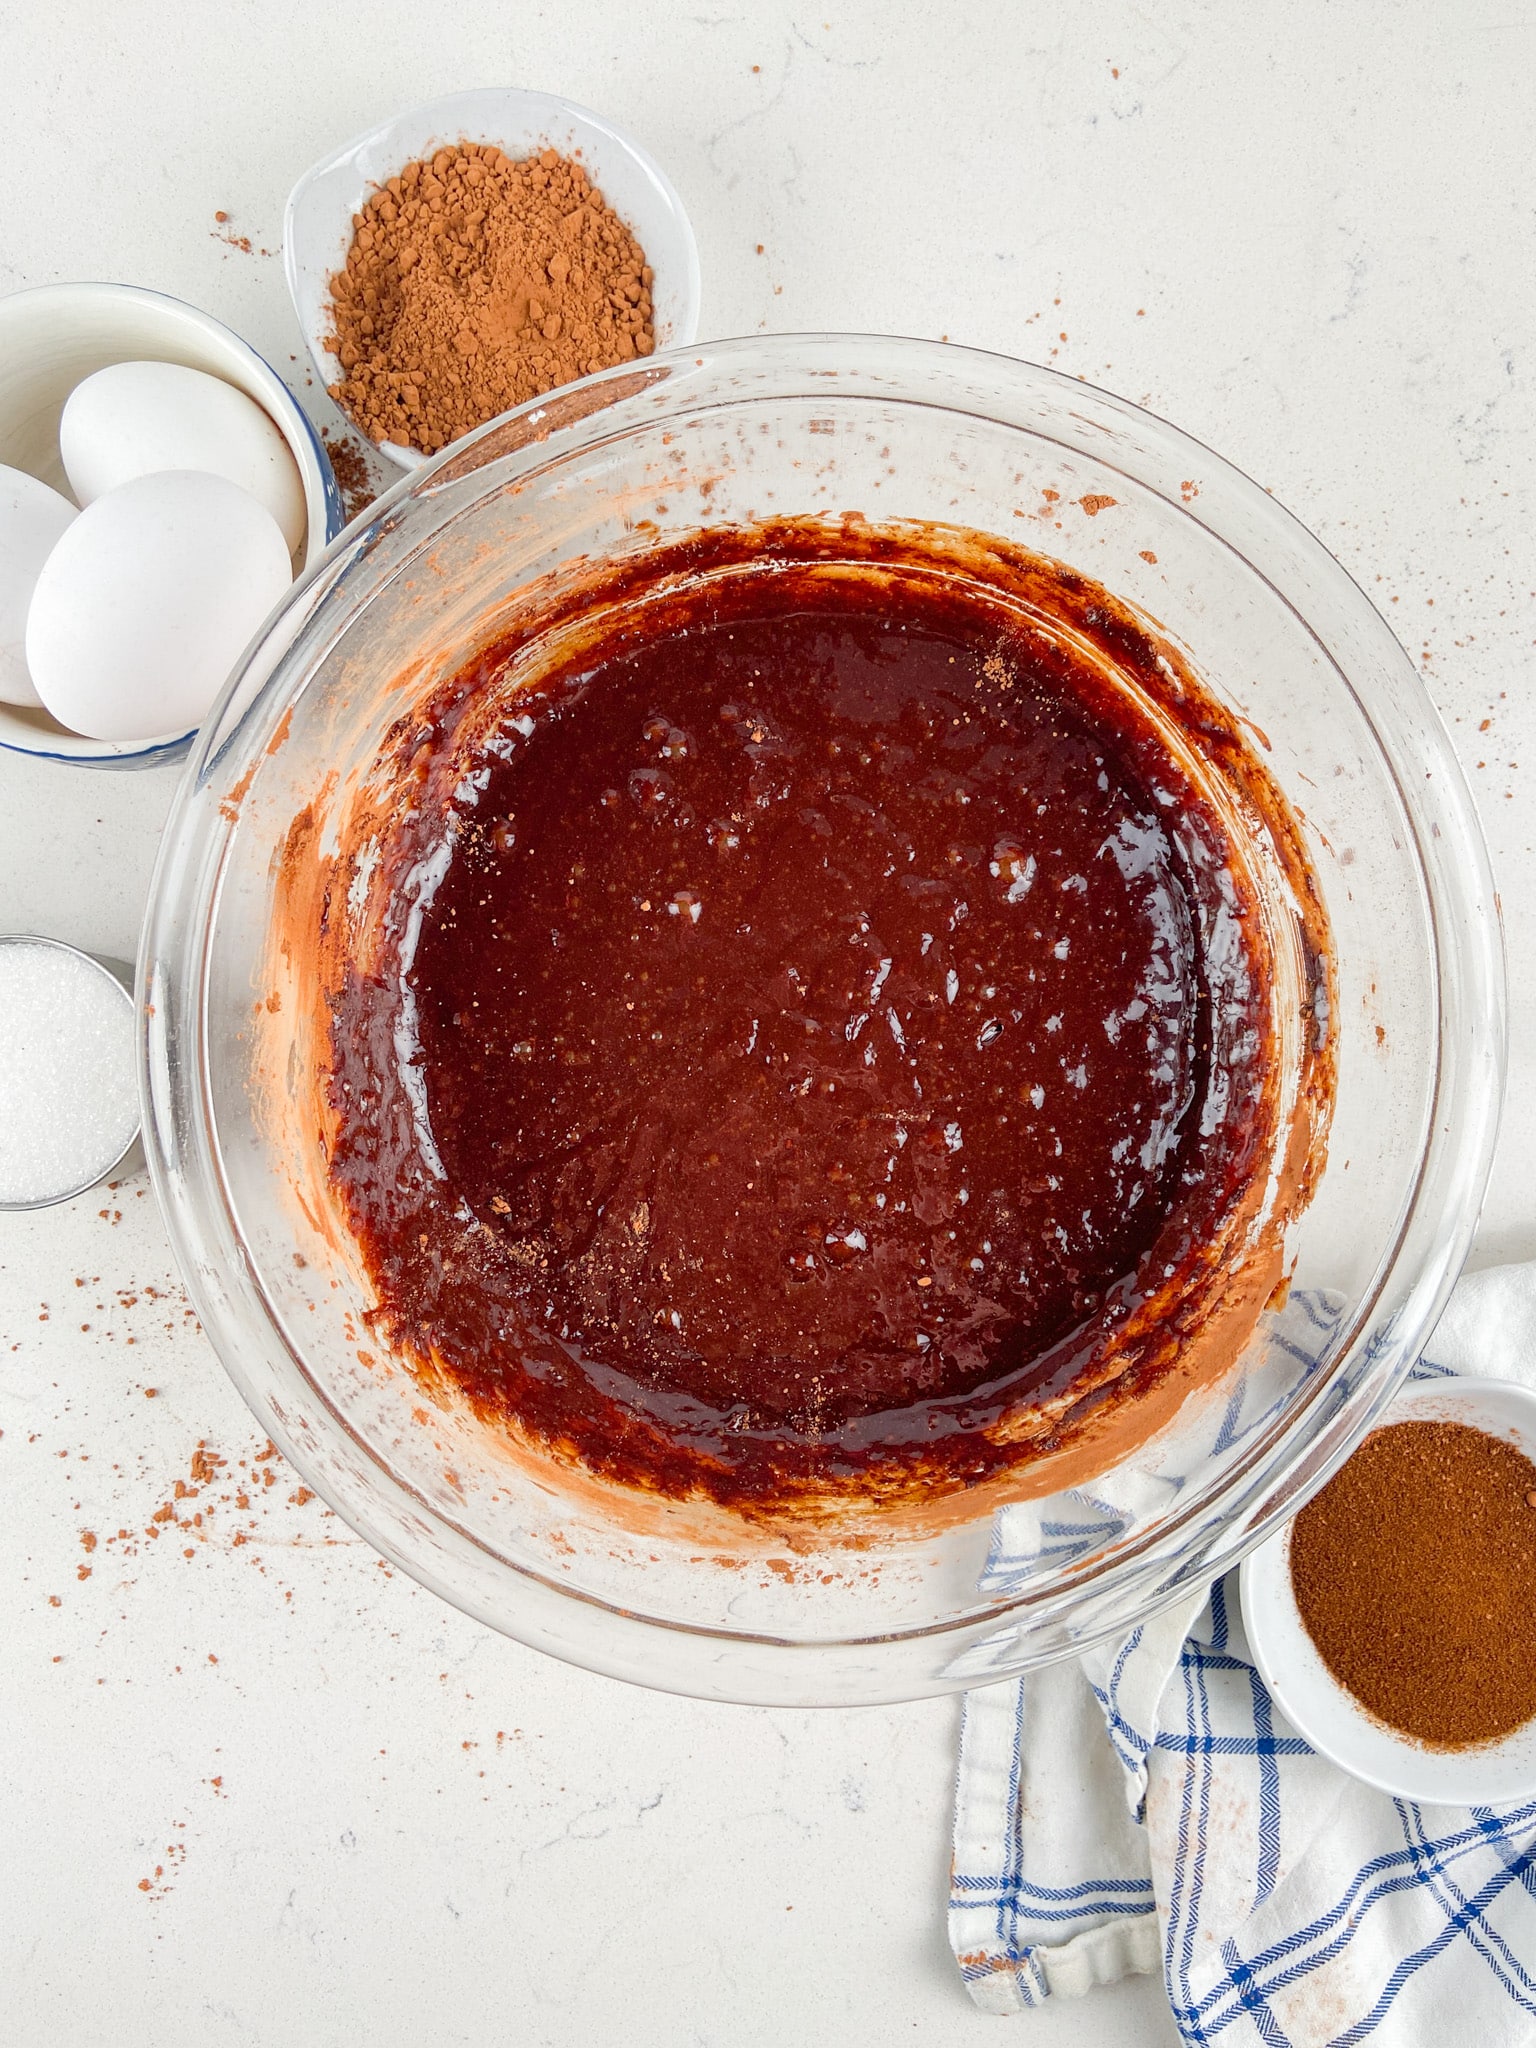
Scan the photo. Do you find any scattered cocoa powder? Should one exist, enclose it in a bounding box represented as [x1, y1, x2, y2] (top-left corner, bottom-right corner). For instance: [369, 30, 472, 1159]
[320, 430, 380, 524]
[189, 1441, 224, 1487]
[210, 210, 268, 257]
[325, 142, 655, 456]
[1291, 1417, 1536, 1747]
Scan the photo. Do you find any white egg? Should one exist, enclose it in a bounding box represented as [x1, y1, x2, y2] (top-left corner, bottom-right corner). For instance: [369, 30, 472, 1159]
[60, 361, 307, 554]
[25, 470, 291, 743]
[0, 465, 77, 708]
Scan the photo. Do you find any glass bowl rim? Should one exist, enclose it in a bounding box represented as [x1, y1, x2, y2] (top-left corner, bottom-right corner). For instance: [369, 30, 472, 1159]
[138, 331, 1506, 1700]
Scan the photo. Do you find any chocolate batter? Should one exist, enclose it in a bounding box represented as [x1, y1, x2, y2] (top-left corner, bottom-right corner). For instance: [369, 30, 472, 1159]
[323, 523, 1313, 1514]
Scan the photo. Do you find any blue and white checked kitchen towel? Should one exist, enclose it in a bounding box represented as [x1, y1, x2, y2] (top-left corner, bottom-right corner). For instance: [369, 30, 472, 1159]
[950, 1260, 1536, 2043]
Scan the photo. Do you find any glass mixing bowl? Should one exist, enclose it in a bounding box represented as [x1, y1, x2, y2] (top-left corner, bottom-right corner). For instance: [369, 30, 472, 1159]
[141, 335, 1503, 1705]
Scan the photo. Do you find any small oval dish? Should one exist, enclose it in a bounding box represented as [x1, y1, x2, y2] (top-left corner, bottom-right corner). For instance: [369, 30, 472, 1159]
[284, 86, 702, 470]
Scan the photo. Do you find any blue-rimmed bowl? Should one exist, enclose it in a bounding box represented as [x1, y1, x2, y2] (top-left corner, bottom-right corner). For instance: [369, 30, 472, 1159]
[0, 282, 343, 768]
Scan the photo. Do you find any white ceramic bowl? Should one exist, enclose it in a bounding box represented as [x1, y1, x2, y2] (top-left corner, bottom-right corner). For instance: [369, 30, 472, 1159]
[1242, 1375, 1536, 1804]
[0, 282, 342, 768]
[283, 87, 702, 470]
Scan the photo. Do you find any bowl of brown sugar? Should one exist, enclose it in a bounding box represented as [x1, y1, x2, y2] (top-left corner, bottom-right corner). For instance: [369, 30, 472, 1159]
[1243, 1376, 1536, 1803]
[284, 87, 701, 470]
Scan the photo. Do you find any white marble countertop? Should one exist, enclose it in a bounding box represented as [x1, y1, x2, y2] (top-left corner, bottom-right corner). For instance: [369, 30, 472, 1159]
[4, 4, 1532, 2041]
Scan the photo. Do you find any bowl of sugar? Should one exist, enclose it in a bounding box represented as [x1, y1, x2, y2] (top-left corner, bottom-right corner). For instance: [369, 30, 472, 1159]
[0, 934, 140, 1209]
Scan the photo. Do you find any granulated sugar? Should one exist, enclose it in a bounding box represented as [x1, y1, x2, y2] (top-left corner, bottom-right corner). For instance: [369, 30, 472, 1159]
[0, 940, 138, 1206]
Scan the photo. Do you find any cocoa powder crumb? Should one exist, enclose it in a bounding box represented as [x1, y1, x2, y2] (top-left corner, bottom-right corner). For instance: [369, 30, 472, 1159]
[325, 142, 656, 455]
[211, 210, 266, 256]
[189, 1442, 224, 1486]
[321, 430, 380, 524]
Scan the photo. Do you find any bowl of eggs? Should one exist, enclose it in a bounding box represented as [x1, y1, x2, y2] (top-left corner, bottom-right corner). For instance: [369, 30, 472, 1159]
[0, 281, 344, 766]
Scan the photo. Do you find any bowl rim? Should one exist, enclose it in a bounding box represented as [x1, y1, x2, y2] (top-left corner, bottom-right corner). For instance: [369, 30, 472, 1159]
[139, 333, 1508, 1702]
[1241, 1375, 1536, 1803]
[281, 84, 703, 471]
[0, 278, 344, 768]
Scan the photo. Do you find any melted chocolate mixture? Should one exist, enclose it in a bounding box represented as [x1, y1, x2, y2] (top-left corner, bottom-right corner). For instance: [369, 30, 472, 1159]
[326, 538, 1276, 1510]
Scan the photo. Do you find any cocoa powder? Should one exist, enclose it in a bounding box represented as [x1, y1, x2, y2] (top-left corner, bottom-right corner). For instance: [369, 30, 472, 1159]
[320, 430, 380, 525]
[325, 143, 655, 456]
[1290, 1417, 1536, 1747]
